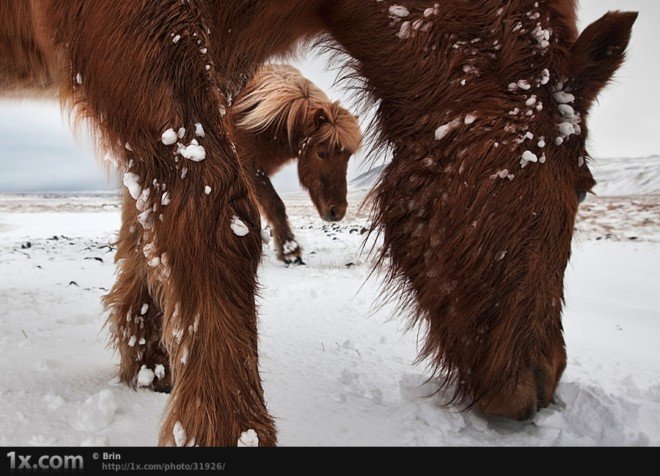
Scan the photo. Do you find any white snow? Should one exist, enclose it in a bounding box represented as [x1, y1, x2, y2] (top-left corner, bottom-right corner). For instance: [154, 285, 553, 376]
[136, 188, 150, 212]
[558, 104, 575, 116]
[237, 429, 259, 447]
[591, 156, 660, 196]
[517, 80, 531, 91]
[122, 173, 142, 200]
[74, 390, 117, 432]
[532, 23, 552, 50]
[0, 168, 659, 446]
[434, 118, 462, 141]
[194, 123, 206, 137]
[137, 209, 153, 230]
[43, 393, 65, 410]
[388, 6, 409, 19]
[491, 169, 514, 181]
[81, 435, 110, 446]
[521, 150, 539, 167]
[424, 6, 439, 17]
[282, 240, 299, 254]
[397, 21, 412, 40]
[154, 364, 166, 381]
[180, 346, 189, 366]
[230, 216, 249, 237]
[178, 142, 206, 162]
[136, 366, 155, 388]
[173, 421, 186, 447]
[553, 86, 581, 144]
[554, 91, 576, 104]
[161, 129, 178, 146]
[558, 122, 576, 136]
[204, 186, 212, 196]
[540, 70, 551, 86]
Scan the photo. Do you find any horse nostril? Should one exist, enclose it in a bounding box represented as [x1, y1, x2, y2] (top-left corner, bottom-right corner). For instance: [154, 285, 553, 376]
[329, 206, 338, 220]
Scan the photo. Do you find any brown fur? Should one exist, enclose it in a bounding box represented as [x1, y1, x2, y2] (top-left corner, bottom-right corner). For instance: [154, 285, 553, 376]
[1, 0, 636, 444]
[231, 64, 362, 263]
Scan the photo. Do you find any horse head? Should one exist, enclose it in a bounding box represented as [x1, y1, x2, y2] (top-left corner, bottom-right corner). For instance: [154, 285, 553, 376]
[298, 103, 361, 222]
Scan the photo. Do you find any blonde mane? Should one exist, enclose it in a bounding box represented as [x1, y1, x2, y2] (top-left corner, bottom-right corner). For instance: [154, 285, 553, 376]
[234, 64, 362, 154]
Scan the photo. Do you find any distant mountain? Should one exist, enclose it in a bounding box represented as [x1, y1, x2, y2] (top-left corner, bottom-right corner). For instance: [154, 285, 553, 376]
[591, 156, 660, 196]
[351, 156, 660, 196]
[350, 165, 387, 189]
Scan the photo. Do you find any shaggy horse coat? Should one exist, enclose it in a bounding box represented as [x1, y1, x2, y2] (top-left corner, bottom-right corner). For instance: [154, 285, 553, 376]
[0, 0, 636, 445]
[232, 64, 362, 263]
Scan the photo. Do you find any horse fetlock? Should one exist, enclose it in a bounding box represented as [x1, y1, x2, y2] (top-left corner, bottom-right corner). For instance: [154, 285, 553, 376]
[285, 255, 306, 266]
[158, 350, 276, 446]
[275, 237, 303, 264]
[160, 402, 277, 447]
[143, 352, 172, 394]
[116, 337, 171, 392]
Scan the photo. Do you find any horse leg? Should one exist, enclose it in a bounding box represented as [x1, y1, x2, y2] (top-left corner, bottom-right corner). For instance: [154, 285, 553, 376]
[35, 1, 276, 446]
[104, 192, 171, 393]
[155, 152, 276, 447]
[256, 175, 303, 264]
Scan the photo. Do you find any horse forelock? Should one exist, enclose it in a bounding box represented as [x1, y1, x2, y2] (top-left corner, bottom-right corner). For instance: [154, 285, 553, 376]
[314, 102, 362, 154]
[234, 63, 362, 154]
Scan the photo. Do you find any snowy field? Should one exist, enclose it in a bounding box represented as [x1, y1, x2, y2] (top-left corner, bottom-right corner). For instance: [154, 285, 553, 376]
[0, 157, 659, 446]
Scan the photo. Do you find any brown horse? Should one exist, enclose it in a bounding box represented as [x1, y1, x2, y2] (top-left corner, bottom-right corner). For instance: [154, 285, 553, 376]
[0, 1, 636, 446]
[231, 64, 362, 264]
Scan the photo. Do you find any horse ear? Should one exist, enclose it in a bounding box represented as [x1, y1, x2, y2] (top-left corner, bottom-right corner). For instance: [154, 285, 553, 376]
[570, 11, 637, 106]
[313, 108, 329, 128]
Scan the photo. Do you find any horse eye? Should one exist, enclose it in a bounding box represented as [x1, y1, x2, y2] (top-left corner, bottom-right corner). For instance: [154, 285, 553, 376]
[317, 152, 328, 159]
[578, 191, 587, 204]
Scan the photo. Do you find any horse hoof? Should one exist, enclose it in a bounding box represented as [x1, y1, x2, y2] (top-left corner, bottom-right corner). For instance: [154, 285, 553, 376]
[153, 376, 173, 394]
[154, 383, 172, 394]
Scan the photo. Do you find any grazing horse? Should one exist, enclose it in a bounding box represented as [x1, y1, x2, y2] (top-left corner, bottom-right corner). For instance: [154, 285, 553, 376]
[231, 64, 362, 264]
[0, 0, 636, 446]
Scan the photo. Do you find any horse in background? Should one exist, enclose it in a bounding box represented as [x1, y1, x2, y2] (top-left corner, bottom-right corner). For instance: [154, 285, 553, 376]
[0, 0, 637, 446]
[232, 64, 362, 264]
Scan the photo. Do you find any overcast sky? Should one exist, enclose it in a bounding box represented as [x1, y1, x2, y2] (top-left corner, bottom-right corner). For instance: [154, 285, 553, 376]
[0, 1, 657, 193]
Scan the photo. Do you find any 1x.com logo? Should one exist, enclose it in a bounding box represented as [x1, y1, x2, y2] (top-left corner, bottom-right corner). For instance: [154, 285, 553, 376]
[7, 451, 84, 471]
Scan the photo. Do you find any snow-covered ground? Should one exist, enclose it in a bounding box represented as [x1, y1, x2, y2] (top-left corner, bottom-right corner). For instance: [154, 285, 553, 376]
[0, 159, 659, 446]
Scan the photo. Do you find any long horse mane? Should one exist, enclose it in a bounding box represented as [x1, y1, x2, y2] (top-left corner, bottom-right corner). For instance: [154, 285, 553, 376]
[233, 63, 362, 153]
